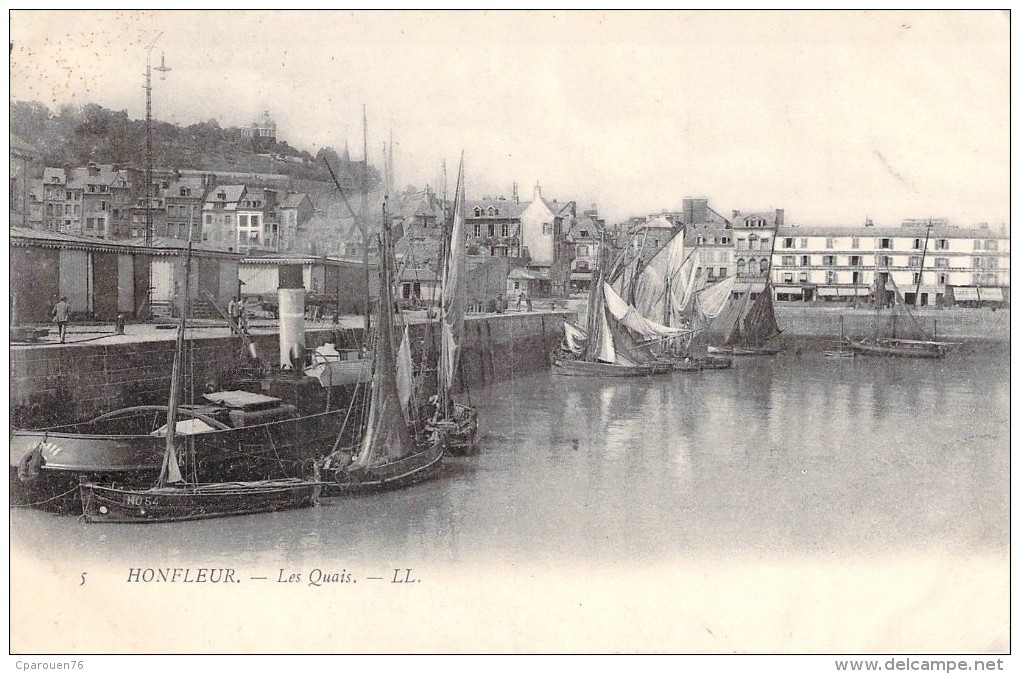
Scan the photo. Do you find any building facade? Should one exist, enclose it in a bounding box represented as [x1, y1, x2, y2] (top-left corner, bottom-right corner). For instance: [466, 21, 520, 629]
[465, 194, 525, 258]
[770, 223, 1011, 306]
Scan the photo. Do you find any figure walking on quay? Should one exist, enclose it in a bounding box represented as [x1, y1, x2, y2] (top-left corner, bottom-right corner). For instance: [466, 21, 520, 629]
[52, 296, 70, 343]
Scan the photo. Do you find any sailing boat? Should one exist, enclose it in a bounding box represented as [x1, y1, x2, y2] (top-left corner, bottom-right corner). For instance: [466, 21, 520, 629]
[553, 233, 681, 376]
[823, 315, 856, 358]
[317, 202, 444, 492]
[849, 276, 951, 358]
[627, 228, 732, 370]
[430, 156, 479, 455]
[79, 243, 320, 523]
[706, 279, 783, 356]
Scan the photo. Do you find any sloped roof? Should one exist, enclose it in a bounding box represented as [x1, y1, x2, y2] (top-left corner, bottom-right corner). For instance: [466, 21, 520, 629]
[279, 192, 311, 209]
[10, 226, 134, 252]
[399, 267, 439, 282]
[466, 199, 529, 219]
[43, 167, 66, 184]
[164, 176, 206, 197]
[204, 184, 246, 207]
[120, 235, 245, 258]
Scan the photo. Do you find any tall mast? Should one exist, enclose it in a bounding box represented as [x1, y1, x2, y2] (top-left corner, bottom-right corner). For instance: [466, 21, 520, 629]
[361, 104, 370, 337]
[913, 219, 934, 308]
[158, 241, 190, 487]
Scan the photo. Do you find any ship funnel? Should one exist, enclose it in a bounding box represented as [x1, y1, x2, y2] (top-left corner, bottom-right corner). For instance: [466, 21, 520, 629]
[278, 264, 306, 370]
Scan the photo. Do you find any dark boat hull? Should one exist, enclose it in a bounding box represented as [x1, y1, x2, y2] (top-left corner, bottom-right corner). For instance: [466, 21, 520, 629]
[10, 408, 352, 512]
[320, 439, 445, 496]
[850, 339, 947, 358]
[433, 403, 479, 456]
[551, 359, 673, 377]
[707, 345, 781, 356]
[79, 479, 320, 523]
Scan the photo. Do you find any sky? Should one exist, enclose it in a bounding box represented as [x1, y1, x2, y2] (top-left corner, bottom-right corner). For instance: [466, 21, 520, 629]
[8, 10, 1011, 228]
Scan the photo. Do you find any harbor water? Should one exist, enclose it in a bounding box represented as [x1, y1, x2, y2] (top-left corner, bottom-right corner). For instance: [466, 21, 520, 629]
[10, 345, 1009, 653]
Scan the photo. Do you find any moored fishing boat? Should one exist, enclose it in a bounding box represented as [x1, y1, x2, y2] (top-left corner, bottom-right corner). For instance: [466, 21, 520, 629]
[430, 155, 479, 455]
[317, 200, 444, 494]
[553, 231, 688, 377]
[80, 478, 320, 523]
[824, 316, 856, 358]
[849, 277, 953, 359]
[78, 241, 322, 523]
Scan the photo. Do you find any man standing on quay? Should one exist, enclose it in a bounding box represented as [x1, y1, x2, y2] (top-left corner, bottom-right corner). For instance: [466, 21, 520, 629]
[52, 296, 70, 343]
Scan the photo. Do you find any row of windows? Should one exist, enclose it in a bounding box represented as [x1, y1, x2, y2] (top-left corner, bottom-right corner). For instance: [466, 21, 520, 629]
[778, 271, 1000, 286]
[472, 224, 513, 237]
[734, 237, 770, 250]
[472, 206, 502, 217]
[783, 236, 1000, 251]
[775, 254, 997, 268]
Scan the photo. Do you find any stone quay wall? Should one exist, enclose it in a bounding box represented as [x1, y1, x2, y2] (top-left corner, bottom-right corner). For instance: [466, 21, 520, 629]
[10, 312, 571, 428]
[773, 306, 1009, 341]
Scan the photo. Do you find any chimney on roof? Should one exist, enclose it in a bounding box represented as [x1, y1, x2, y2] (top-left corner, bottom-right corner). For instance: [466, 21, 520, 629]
[978, 222, 989, 229]
[775, 208, 784, 227]
[534, 182, 542, 202]
[88, 162, 99, 176]
[512, 182, 519, 204]
[864, 217, 874, 228]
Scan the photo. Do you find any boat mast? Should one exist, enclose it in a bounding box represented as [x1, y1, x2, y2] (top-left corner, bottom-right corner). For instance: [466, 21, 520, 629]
[913, 219, 934, 308]
[361, 104, 371, 338]
[158, 241, 191, 487]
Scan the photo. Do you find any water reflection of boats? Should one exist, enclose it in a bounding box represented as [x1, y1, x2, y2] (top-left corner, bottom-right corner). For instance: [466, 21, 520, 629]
[824, 316, 856, 358]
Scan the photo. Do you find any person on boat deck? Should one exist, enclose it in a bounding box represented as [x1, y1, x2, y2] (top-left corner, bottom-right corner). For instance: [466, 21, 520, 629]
[227, 297, 241, 333]
[52, 296, 70, 343]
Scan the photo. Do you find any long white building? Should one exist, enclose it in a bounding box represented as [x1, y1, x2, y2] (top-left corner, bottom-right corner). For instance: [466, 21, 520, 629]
[770, 223, 1010, 305]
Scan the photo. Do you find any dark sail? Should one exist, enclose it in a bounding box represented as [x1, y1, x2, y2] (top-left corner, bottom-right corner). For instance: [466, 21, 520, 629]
[741, 282, 782, 346]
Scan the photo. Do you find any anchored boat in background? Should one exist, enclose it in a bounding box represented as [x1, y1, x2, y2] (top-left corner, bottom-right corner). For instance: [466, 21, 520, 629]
[850, 277, 953, 359]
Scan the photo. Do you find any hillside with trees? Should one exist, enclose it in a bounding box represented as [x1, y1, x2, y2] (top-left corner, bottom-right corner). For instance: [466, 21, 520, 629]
[10, 100, 380, 188]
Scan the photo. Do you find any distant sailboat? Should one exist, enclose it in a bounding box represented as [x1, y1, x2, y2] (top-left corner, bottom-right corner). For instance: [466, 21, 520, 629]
[849, 276, 952, 358]
[431, 155, 479, 454]
[553, 233, 682, 376]
[824, 315, 856, 358]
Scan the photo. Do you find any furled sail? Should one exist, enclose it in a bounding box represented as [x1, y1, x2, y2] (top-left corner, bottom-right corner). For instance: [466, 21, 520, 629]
[596, 300, 616, 363]
[695, 274, 737, 321]
[562, 320, 587, 355]
[602, 283, 687, 340]
[352, 221, 417, 468]
[439, 156, 467, 401]
[395, 326, 414, 420]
